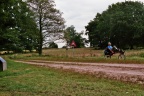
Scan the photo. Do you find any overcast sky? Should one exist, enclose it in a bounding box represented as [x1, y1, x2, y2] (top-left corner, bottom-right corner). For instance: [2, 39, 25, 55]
[54, 0, 144, 47]
[55, 0, 143, 32]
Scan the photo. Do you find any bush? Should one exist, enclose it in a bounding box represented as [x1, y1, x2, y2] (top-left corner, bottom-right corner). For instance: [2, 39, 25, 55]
[49, 42, 58, 48]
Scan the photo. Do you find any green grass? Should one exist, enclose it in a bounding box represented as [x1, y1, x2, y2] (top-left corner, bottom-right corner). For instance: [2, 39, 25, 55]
[0, 59, 144, 96]
[6, 48, 144, 64]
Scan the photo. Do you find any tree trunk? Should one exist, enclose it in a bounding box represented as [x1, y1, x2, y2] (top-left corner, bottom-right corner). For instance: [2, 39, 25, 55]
[38, 9, 43, 56]
[130, 45, 133, 49]
[38, 40, 42, 55]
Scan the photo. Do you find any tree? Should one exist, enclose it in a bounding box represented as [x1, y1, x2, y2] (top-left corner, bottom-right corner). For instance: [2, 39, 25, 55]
[0, 0, 17, 50]
[107, 1, 144, 49]
[85, 13, 101, 48]
[64, 25, 85, 48]
[13, 0, 39, 52]
[27, 0, 65, 55]
[0, 0, 38, 52]
[86, 1, 144, 49]
[64, 25, 76, 46]
[49, 42, 58, 48]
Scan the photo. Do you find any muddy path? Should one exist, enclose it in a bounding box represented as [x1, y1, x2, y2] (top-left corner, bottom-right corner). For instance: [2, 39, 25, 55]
[15, 60, 144, 84]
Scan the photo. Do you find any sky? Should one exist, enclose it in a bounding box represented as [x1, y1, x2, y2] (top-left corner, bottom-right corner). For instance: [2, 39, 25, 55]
[54, 0, 144, 47]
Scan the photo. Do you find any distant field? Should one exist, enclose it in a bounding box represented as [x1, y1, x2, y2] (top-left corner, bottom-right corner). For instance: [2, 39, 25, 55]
[6, 48, 144, 64]
[42, 48, 143, 57]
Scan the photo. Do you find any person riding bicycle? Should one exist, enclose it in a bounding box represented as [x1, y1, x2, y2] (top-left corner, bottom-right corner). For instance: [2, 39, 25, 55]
[104, 42, 114, 55]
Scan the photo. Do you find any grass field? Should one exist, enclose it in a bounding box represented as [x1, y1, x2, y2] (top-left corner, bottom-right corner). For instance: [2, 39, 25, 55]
[0, 60, 144, 96]
[8, 48, 144, 64]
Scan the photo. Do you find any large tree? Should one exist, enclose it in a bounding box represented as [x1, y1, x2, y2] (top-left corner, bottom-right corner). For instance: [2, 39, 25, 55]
[86, 1, 144, 49]
[13, 0, 39, 52]
[0, 0, 38, 52]
[27, 0, 65, 55]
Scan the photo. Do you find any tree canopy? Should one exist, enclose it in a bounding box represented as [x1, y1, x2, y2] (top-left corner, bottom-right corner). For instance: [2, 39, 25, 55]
[85, 1, 144, 49]
[0, 0, 38, 52]
[64, 25, 85, 48]
[27, 0, 65, 55]
[49, 42, 58, 48]
[0, 0, 66, 54]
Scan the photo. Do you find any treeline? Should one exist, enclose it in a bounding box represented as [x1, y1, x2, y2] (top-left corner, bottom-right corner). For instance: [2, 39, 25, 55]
[85, 1, 144, 49]
[0, 0, 65, 55]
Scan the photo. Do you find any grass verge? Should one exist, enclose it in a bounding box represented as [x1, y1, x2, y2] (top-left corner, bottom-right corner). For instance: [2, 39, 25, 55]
[0, 59, 144, 96]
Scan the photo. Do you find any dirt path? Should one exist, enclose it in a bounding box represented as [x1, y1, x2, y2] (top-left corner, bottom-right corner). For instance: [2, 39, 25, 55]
[15, 60, 144, 84]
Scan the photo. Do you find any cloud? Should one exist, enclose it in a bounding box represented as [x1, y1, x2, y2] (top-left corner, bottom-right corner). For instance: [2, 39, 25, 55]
[54, 0, 144, 47]
[54, 0, 129, 32]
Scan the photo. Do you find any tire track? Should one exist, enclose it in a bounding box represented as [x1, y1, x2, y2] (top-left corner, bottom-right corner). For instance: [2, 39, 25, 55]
[15, 60, 144, 84]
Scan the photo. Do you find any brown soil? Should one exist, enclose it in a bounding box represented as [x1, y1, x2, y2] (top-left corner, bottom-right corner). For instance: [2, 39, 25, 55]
[15, 60, 144, 84]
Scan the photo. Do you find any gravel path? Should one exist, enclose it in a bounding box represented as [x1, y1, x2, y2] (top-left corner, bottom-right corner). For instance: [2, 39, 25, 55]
[15, 60, 144, 84]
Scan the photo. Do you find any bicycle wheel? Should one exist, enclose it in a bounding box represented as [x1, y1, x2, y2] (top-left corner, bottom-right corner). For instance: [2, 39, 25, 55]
[118, 54, 126, 60]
